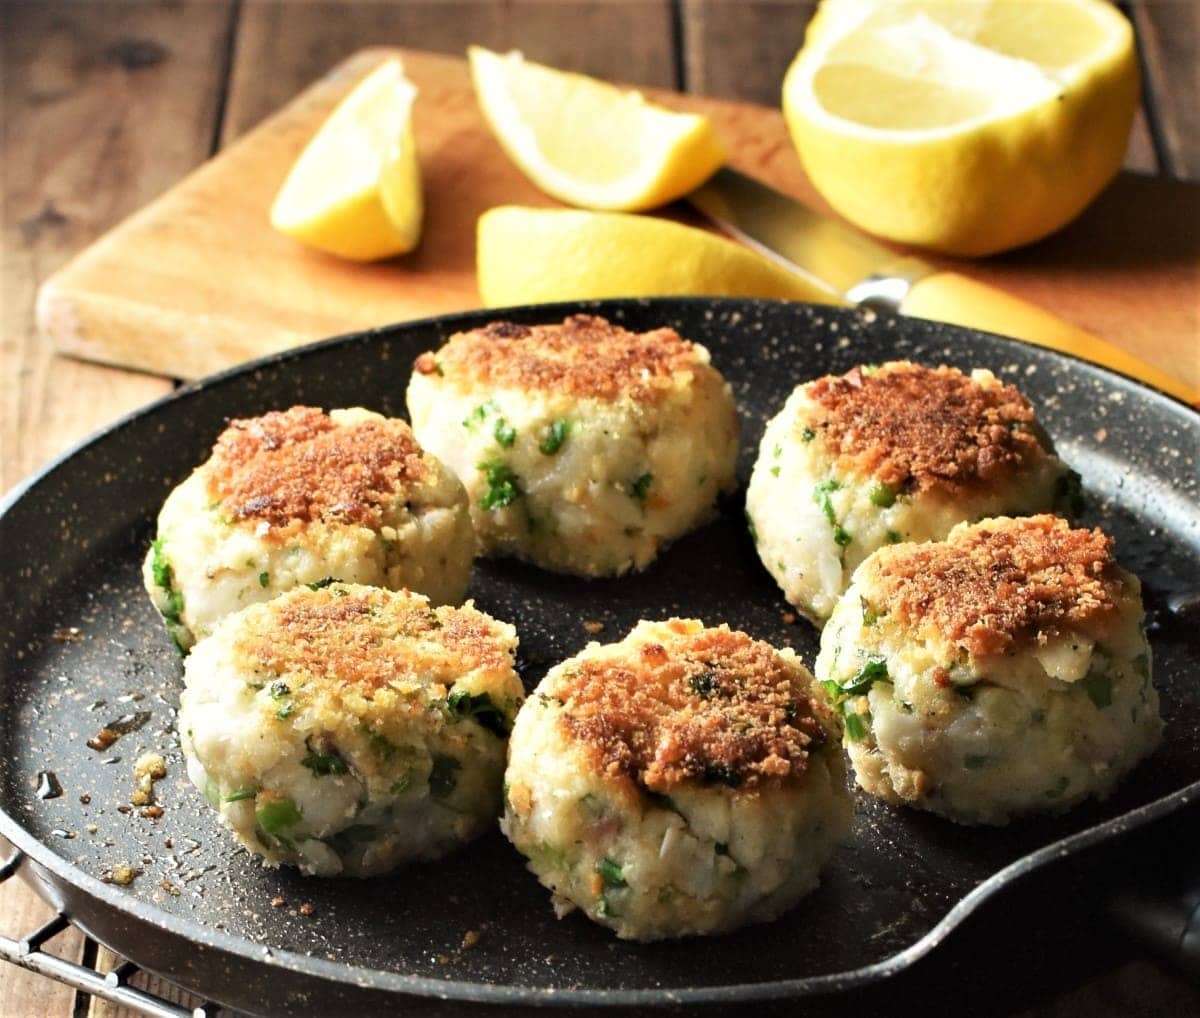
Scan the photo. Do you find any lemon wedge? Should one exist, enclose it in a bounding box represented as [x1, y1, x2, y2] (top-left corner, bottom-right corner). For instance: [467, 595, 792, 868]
[476, 206, 832, 306]
[783, 0, 1138, 256]
[469, 46, 726, 211]
[270, 59, 422, 261]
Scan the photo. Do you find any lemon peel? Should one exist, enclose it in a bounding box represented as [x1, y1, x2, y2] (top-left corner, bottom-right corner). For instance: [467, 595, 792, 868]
[470, 46, 725, 212]
[783, 0, 1139, 256]
[476, 206, 831, 307]
[271, 58, 422, 261]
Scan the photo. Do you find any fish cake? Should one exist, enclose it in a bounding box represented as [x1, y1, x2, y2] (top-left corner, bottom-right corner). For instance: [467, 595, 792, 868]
[502, 618, 851, 940]
[816, 515, 1161, 825]
[746, 361, 1076, 625]
[406, 315, 739, 577]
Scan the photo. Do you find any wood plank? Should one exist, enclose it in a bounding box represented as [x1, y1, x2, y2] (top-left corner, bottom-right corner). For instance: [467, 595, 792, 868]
[681, 0, 816, 103]
[1132, 0, 1200, 179]
[1, 0, 234, 1010]
[2, 0, 234, 490]
[223, 0, 676, 142]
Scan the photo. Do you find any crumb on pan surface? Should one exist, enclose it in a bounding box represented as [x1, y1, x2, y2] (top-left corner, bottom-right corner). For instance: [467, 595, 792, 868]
[502, 619, 851, 940]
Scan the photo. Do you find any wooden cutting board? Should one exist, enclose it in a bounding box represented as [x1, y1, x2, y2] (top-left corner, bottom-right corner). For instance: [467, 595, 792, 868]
[38, 47, 1199, 385]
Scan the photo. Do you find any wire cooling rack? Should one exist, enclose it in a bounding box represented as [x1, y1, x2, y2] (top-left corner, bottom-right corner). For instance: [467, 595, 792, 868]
[0, 848, 225, 1018]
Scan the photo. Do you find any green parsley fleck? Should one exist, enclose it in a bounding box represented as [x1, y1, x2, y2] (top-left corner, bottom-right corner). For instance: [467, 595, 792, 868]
[840, 657, 889, 696]
[596, 857, 627, 889]
[462, 399, 498, 431]
[813, 479, 841, 525]
[800, 427, 816, 442]
[478, 460, 521, 510]
[256, 796, 302, 834]
[843, 710, 869, 741]
[258, 571, 270, 588]
[539, 419, 570, 455]
[630, 472, 654, 503]
[150, 539, 185, 628]
[689, 670, 718, 698]
[223, 787, 259, 803]
[301, 747, 349, 776]
[493, 417, 516, 447]
[446, 689, 511, 737]
[868, 481, 896, 508]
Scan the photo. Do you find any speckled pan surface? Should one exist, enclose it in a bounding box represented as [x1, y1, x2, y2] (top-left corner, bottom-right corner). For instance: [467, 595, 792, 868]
[1, 299, 1198, 1016]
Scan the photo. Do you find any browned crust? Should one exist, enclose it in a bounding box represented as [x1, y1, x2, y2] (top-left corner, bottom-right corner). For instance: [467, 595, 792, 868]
[234, 586, 513, 694]
[805, 362, 1047, 496]
[414, 314, 703, 402]
[554, 622, 828, 793]
[206, 406, 427, 535]
[865, 515, 1126, 658]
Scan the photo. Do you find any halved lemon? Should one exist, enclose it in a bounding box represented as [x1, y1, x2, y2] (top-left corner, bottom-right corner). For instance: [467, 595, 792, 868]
[476, 206, 832, 306]
[469, 46, 726, 211]
[783, 0, 1139, 256]
[270, 58, 422, 261]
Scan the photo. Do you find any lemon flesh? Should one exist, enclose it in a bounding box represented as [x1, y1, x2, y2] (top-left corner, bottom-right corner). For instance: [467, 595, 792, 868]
[476, 206, 833, 307]
[784, 0, 1139, 256]
[470, 46, 726, 212]
[271, 59, 422, 261]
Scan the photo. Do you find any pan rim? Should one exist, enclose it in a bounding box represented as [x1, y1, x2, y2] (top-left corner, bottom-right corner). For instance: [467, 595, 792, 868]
[2, 296, 1197, 1007]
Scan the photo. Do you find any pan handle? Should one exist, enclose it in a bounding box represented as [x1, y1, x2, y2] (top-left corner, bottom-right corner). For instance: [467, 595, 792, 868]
[1102, 806, 1200, 980]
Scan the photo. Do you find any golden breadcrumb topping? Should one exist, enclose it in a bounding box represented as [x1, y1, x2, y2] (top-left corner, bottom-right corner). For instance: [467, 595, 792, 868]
[207, 406, 427, 534]
[414, 315, 704, 402]
[553, 620, 827, 792]
[234, 585, 516, 697]
[805, 362, 1046, 495]
[864, 515, 1125, 658]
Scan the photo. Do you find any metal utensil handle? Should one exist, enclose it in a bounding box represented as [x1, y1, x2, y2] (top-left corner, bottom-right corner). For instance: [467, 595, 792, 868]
[0, 849, 214, 1018]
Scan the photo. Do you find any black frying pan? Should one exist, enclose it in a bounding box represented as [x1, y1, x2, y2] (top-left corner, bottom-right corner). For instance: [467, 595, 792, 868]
[2, 299, 1198, 1016]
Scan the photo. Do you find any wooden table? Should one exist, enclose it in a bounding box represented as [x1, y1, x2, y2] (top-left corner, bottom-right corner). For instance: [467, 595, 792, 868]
[2, 2, 1197, 1015]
